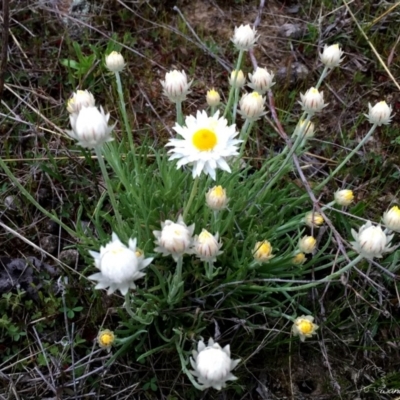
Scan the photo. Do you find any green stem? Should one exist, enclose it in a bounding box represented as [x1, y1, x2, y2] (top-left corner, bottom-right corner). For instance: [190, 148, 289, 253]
[232, 87, 240, 121]
[114, 72, 134, 153]
[254, 254, 364, 293]
[183, 176, 199, 221]
[176, 101, 184, 126]
[315, 123, 378, 192]
[0, 156, 77, 237]
[94, 146, 123, 228]
[315, 66, 329, 89]
[238, 119, 253, 159]
[224, 50, 244, 119]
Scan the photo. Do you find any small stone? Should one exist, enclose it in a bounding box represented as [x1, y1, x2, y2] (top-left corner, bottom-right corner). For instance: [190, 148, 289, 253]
[39, 235, 58, 254]
[59, 249, 79, 267]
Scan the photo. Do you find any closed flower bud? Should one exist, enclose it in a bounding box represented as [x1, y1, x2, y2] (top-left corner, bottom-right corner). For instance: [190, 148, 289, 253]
[351, 221, 394, 259]
[229, 70, 246, 88]
[105, 51, 125, 72]
[161, 69, 192, 103]
[194, 229, 223, 262]
[292, 252, 306, 265]
[239, 91, 266, 121]
[97, 329, 115, 352]
[382, 206, 400, 232]
[292, 315, 319, 342]
[295, 119, 315, 138]
[190, 337, 240, 390]
[206, 89, 221, 107]
[334, 189, 354, 206]
[304, 211, 324, 228]
[206, 186, 229, 211]
[365, 101, 392, 126]
[320, 44, 344, 68]
[67, 106, 114, 149]
[253, 240, 274, 263]
[298, 236, 316, 254]
[153, 215, 195, 261]
[67, 90, 95, 114]
[248, 67, 275, 94]
[299, 87, 326, 114]
[232, 24, 258, 51]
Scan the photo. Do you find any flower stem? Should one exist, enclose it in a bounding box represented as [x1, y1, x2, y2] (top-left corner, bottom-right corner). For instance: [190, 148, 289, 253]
[238, 119, 253, 159]
[183, 176, 199, 221]
[176, 101, 184, 126]
[94, 146, 123, 228]
[114, 72, 135, 153]
[224, 50, 244, 120]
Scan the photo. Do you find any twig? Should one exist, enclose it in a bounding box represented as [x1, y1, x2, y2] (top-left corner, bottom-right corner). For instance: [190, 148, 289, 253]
[0, 0, 10, 101]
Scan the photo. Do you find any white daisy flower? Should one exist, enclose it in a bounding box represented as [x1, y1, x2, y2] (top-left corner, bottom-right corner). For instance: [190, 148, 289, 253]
[166, 110, 241, 180]
[88, 233, 153, 295]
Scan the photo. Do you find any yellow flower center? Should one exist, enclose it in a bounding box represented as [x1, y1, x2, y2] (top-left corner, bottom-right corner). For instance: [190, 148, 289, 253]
[98, 331, 114, 347]
[392, 206, 400, 215]
[213, 186, 224, 197]
[298, 320, 313, 334]
[192, 128, 217, 151]
[110, 247, 125, 255]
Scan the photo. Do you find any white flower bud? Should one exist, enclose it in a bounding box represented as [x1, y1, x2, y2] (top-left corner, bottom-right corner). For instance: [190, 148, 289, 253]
[365, 101, 392, 126]
[238, 91, 266, 121]
[206, 89, 221, 107]
[299, 87, 326, 114]
[160, 69, 192, 103]
[67, 90, 95, 114]
[298, 236, 316, 254]
[351, 221, 394, 259]
[88, 233, 152, 295]
[320, 44, 344, 68]
[105, 51, 125, 73]
[334, 189, 354, 206]
[231, 24, 258, 51]
[206, 186, 229, 211]
[194, 229, 223, 262]
[67, 106, 114, 149]
[304, 211, 324, 228]
[153, 215, 194, 261]
[253, 240, 274, 263]
[295, 119, 315, 138]
[248, 67, 275, 94]
[382, 206, 400, 232]
[229, 70, 246, 88]
[190, 338, 240, 390]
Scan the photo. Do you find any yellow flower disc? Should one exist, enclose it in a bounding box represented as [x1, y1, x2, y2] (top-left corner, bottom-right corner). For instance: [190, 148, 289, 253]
[192, 128, 217, 151]
[98, 330, 115, 347]
[298, 320, 313, 335]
